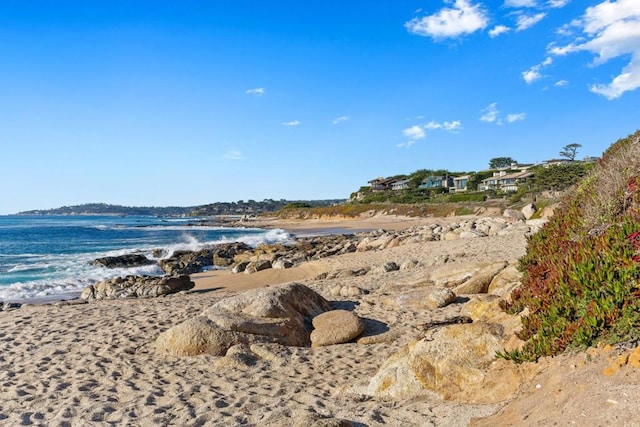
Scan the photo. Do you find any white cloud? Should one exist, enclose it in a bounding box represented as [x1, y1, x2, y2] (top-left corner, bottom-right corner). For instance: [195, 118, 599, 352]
[224, 150, 243, 160]
[480, 103, 524, 125]
[516, 12, 547, 31]
[549, 0, 640, 99]
[403, 125, 426, 141]
[332, 116, 349, 125]
[505, 0, 538, 7]
[507, 112, 527, 122]
[489, 25, 511, 37]
[548, 0, 570, 7]
[397, 140, 416, 148]
[480, 103, 501, 124]
[555, 79, 569, 86]
[282, 120, 301, 126]
[245, 88, 265, 96]
[425, 120, 463, 131]
[522, 67, 542, 83]
[405, 0, 488, 40]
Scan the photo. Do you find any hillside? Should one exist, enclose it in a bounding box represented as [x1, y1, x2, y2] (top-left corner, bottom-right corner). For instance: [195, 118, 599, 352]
[501, 129, 640, 362]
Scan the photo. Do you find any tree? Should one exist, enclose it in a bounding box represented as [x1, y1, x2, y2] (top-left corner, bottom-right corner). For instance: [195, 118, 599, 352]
[489, 157, 517, 169]
[559, 143, 582, 161]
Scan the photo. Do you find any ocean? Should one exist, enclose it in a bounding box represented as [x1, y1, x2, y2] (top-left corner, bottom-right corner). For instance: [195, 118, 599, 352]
[0, 215, 290, 302]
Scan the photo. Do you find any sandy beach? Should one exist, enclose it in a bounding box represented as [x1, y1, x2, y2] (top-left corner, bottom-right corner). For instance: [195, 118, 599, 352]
[2, 214, 640, 426]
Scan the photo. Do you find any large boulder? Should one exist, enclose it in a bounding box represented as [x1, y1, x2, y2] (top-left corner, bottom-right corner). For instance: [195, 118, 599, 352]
[366, 322, 506, 400]
[310, 310, 365, 347]
[385, 288, 457, 310]
[430, 261, 508, 294]
[156, 283, 332, 356]
[521, 203, 537, 220]
[155, 317, 267, 356]
[159, 249, 215, 275]
[91, 254, 155, 269]
[81, 275, 194, 300]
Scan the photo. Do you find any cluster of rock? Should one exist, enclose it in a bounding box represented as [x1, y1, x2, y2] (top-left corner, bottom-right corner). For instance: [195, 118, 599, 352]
[80, 275, 194, 300]
[155, 283, 366, 357]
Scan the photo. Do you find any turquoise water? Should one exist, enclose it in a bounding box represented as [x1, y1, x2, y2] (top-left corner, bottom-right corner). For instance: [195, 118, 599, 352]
[0, 215, 289, 301]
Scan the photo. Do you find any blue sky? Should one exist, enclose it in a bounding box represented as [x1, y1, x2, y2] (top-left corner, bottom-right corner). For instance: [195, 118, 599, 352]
[0, 0, 639, 214]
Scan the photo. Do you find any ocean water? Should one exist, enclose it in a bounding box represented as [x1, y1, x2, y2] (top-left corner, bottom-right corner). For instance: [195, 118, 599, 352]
[0, 215, 291, 302]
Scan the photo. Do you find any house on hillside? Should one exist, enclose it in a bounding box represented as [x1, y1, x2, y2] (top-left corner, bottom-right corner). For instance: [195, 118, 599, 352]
[419, 175, 453, 190]
[368, 177, 396, 192]
[391, 179, 410, 191]
[480, 170, 534, 192]
[451, 175, 470, 192]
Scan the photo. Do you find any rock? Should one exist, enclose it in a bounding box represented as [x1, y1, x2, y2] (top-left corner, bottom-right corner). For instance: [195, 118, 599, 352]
[202, 307, 310, 347]
[81, 275, 194, 300]
[157, 283, 331, 357]
[310, 310, 365, 347]
[521, 203, 537, 220]
[91, 254, 155, 269]
[155, 317, 255, 356]
[430, 261, 508, 295]
[503, 209, 526, 222]
[487, 265, 522, 296]
[329, 285, 364, 298]
[231, 261, 250, 274]
[213, 242, 253, 267]
[400, 259, 419, 270]
[159, 249, 215, 275]
[366, 322, 505, 399]
[272, 259, 294, 269]
[386, 288, 457, 310]
[244, 260, 272, 274]
[372, 262, 399, 274]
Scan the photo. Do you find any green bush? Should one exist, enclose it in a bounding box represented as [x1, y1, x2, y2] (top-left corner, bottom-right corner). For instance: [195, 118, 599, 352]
[499, 130, 640, 363]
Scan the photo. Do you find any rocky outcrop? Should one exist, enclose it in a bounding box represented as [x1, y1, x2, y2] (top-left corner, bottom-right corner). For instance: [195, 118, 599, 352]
[156, 283, 332, 356]
[91, 254, 154, 269]
[384, 288, 457, 310]
[430, 261, 508, 294]
[366, 322, 506, 399]
[310, 310, 365, 347]
[80, 275, 194, 300]
[159, 249, 215, 275]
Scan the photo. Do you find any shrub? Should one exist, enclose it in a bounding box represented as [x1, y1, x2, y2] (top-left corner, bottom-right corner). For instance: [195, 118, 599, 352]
[499, 130, 640, 363]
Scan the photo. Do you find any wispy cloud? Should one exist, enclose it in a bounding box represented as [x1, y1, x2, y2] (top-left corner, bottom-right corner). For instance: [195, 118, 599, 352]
[481, 103, 526, 125]
[547, 0, 569, 8]
[516, 12, 547, 31]
[424, 120, 462, 132]
[245, 87, 265, 96]
[332, 115, 350, 125]
[405, 0, 488, 40]
[489, 25, 511, 37]
[224, 150, 243, 160]
[522, 57, 552, 84]
[507, 112, 527, 123]
[399, 119, 462, 148]
[555, 79, 568, 87]
[505, 0, 537, 7]
[548, 0, 640, 99]
[403, 125, 426, 141]
[480, 103, 500, 124]
[282, 120, 301, 126]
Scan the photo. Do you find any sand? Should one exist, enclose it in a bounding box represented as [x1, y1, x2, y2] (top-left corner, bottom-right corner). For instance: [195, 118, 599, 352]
[1, 214, 638, 426]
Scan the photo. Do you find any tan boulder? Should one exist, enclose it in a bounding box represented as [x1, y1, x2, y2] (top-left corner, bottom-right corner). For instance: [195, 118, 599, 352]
[430, 261, 508, 294]
[366, 322, 506, 400]
[156, 283, 331, 356]
[387, 288, 457, 310]
[310, 310, 365, 347]
[487, 265, 522, 296]
[155, 317, 255, 357]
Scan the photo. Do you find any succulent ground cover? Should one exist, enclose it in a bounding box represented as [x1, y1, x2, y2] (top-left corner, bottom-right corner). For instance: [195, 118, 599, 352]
[500, 130, 640, 362]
